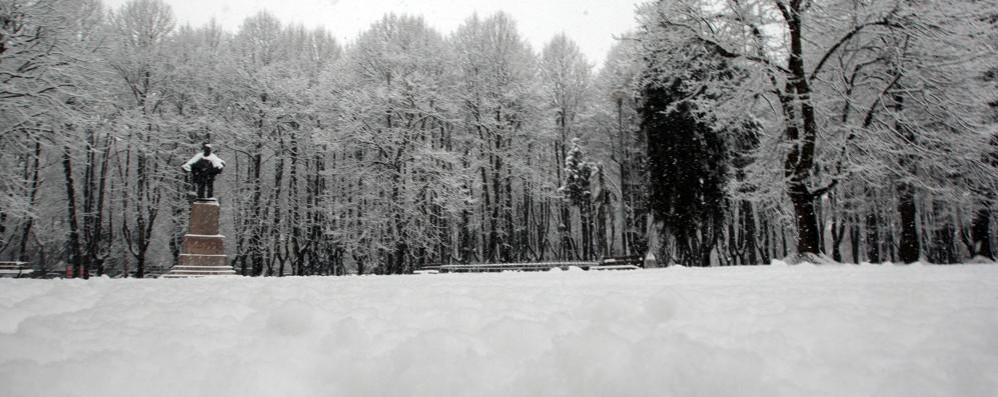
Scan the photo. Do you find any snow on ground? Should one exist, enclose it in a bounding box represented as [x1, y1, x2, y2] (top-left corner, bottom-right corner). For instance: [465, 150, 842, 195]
[1, 265, 997, 397]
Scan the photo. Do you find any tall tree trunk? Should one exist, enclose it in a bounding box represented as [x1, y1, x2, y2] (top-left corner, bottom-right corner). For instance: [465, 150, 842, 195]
[781, 3, 823, 256]
[850, 216, 861, 264]
[504, 163, 515, 262]
[250, 142, 264, 276]
[123, 120, 161, 278]
[741, 201, 757, 265]
[865, 193, 881, 263]
[970, 205, 994, 260]
[91, 133, 113, 276]
[830, 193, 846, 263]
[897, 183, 920, 263]
[17, 140, 42, 261]
[790, 187, 821, 255]
[896, 109, 920, 263]
[289, 129, 304, 275]
[269, 137, 286, 276]
[757, 217, 771, 264]
[62, 146, 85, 278]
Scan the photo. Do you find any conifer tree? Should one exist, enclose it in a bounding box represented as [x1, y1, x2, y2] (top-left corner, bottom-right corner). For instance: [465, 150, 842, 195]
[559, 138, 596, 260]
[640, 39, 729, 267]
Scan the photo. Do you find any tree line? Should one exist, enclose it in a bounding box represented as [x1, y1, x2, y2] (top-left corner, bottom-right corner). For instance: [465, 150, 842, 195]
[0, 0, 994, 277]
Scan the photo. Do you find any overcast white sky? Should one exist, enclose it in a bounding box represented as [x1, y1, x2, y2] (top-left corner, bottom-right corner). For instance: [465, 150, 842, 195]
[102, 0, 644, 67]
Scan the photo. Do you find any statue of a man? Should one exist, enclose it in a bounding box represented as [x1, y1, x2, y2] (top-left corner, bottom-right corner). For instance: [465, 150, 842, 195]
[182, 143, 225, 200]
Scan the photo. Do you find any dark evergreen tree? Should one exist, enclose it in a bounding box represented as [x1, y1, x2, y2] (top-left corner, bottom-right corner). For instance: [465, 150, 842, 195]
[560, 139, 596, 260]
[641, 63, 729, 267]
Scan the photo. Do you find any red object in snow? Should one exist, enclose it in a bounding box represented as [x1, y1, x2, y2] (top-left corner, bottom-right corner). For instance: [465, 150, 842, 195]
[65, 266, 89, 279]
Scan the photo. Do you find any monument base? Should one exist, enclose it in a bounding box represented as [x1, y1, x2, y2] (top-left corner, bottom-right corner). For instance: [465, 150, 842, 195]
[162, 254, 237, 278]
[163, 199, 237, 278]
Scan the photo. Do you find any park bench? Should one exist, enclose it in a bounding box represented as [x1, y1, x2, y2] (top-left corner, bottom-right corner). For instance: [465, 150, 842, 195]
[436, 261, 597, 273]
[0, 261, 34, 278]
[432, 259, 645, 273]
[589, 263, 642, 271]
[596, 255, 645, 269]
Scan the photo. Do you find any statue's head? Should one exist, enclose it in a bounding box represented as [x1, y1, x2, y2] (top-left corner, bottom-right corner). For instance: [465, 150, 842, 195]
[202, 143, 213, 155]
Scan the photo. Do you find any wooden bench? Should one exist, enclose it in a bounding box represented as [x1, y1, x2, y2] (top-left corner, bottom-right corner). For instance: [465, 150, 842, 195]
[431, 260, 645, 273]
[0, 261, 34, 278]
[598, 255, 646, 268]
[436, 261, 597, 273]
[589, 264, 641, 271]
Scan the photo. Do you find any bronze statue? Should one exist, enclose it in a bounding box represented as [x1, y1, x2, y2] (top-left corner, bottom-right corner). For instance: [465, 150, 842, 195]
[182, 143, 225, 200]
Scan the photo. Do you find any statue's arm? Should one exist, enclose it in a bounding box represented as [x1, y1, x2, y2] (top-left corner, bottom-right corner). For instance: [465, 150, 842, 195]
[181, 153, 203, 172]
[206, 155, 225, 174]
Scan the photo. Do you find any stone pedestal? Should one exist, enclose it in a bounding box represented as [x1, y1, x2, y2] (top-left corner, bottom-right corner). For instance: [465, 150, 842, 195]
[164, 199, 236, 278]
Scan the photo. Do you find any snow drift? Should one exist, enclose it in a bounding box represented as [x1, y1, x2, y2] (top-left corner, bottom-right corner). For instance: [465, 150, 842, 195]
[1, 265, 996, 396]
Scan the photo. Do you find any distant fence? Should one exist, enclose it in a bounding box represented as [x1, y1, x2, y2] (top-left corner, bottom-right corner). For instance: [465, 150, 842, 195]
[423, 258, 643, 273]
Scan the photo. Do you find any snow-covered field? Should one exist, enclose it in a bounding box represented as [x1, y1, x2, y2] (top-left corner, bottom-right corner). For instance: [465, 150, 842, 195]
[1, 264, 996, 397]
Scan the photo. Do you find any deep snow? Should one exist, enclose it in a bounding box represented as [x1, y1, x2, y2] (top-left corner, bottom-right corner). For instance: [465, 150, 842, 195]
[1, 264, 996, 397]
